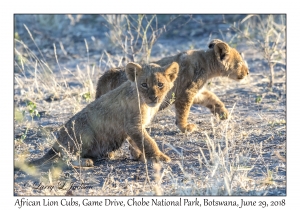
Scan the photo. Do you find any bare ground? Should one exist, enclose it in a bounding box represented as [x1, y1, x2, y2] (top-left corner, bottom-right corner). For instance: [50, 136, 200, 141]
[14, 14, 286, 196]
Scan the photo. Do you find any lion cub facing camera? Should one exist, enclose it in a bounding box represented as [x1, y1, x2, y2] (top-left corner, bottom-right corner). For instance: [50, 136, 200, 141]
[29, 62, 179, 167]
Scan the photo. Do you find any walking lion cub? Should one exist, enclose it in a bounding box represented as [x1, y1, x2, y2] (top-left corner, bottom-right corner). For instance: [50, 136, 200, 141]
[29, 62, 179, 167]
[96, 39, 249, 133]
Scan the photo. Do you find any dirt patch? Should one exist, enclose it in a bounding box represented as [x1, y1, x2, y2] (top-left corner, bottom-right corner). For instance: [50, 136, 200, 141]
[14, 14, 286, 196]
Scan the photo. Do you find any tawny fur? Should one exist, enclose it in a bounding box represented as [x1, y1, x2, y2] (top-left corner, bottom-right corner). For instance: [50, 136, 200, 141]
[95, 39, 249, 133]
[29, 62, 179, 167]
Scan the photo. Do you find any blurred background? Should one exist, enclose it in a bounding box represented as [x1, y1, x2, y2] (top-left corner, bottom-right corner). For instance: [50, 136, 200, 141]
[14, 15, 285, 74]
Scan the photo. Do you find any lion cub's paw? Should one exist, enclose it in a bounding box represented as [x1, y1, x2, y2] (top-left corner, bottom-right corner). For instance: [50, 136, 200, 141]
[131, 151, 171, 163]
[72, 158, 94, 167]
[178, 123, 197, 133]
[216, 107, 229, 120]
[156, 153, 171, 163]
[151, 153, 171, 163]
[107, 151, 115, 159]
[83, 159, 94, 167]
[129, 145, 142, 161]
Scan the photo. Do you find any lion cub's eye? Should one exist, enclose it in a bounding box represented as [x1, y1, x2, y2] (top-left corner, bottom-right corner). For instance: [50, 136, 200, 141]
[141, 83, 148, 88]
[157, 83, 164, 88]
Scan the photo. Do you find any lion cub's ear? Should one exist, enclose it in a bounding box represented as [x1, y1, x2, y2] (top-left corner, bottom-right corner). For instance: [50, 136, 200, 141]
[214, 42, 230, 61]
[163, 62, 179, 82]
[208, 39, 224, 49]
[125, 62, 143, 82]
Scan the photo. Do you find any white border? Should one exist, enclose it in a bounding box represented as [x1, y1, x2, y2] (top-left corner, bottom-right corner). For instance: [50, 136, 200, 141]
[3, 0, 296, 209]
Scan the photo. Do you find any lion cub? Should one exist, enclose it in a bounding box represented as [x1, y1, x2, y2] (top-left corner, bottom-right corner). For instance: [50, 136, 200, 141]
[96, 39, 249, 133]
[29, 62, 179, 167]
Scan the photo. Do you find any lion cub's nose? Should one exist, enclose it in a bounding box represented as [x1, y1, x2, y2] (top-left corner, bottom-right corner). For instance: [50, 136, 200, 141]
[149, 95, 158, 102]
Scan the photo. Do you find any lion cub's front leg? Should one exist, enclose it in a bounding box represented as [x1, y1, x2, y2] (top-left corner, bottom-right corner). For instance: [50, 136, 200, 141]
[127, 138, 143, 161]
[193, 90, 229, 120]
[126, 127, 171, 162]
[174, 89, 198, 133]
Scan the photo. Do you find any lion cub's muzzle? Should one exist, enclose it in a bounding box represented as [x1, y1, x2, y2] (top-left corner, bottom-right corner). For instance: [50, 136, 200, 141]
[243, 60, 250, 76]
[147, 95, 160, 107]
[149, 95, 158, 102]
[238, 65, 249, 80]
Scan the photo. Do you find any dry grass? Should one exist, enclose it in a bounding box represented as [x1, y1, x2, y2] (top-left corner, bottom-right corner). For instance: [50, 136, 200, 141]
[14, 15, 286, 196]
[231, 14, 286, 88]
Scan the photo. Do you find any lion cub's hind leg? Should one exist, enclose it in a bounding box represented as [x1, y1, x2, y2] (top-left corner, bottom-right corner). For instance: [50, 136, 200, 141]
[193, 90, 229, 120]
[54, 122, 96, 167]
[53, 144, 95, 167]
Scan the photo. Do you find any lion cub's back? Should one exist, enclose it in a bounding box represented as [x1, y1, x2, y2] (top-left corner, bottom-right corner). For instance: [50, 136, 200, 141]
[96, 67, 128, 99]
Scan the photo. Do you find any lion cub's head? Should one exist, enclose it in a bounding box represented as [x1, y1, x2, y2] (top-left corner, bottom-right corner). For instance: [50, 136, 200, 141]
[125, 62, 179, 107]
[209, 39, 249, 81]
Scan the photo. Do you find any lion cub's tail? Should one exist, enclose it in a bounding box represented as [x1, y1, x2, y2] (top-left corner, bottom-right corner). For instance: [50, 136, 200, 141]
[27, 148, 59, 166]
